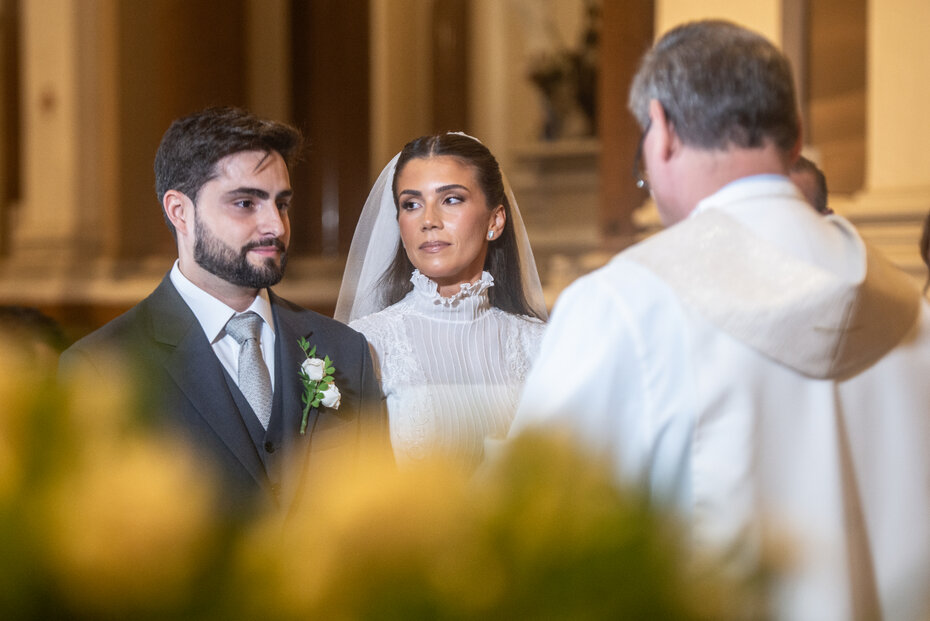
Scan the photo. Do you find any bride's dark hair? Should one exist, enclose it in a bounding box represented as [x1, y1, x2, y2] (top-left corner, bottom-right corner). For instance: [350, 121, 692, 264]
[379, 133, 542, 319]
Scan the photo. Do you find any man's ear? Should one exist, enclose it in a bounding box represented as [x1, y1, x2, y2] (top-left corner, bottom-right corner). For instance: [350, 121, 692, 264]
[648, 99, 678, 163]
[163, 190, 193, 236]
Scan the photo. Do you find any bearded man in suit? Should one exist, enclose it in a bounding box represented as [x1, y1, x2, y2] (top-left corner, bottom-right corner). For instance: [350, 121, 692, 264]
[61, 107, 387, 516]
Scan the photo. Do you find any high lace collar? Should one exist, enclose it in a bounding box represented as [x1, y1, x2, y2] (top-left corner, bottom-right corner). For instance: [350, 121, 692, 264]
[407, 270, 494, 321]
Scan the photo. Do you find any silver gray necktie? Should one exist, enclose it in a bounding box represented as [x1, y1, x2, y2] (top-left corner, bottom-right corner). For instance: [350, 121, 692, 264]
[225, 312, 272, 429]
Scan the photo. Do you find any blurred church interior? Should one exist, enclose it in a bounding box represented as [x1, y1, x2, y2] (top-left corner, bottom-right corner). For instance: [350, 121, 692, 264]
[0, 0, 926, 342]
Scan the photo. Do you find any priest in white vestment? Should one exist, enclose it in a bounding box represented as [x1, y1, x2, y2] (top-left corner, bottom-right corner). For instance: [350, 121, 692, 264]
[511, 20, 930, 621]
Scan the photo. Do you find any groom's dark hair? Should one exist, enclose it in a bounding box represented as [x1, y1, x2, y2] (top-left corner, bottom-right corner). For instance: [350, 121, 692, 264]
[381, 133, 542, 320]
[154, 106, 303, 236]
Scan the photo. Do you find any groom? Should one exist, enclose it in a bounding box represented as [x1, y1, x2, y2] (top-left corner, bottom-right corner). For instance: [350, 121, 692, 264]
[60, 107, 387, 516]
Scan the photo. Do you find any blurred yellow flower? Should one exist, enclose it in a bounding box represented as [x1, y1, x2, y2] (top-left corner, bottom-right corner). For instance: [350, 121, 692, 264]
[0, 347, 43, 499]
[0, 350, 756, 618]
[39, 435, 217, 615]
[227, 431, 743, 620]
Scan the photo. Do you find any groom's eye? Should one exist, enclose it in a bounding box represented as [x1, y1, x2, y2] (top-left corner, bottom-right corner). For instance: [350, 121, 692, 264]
[234, 199, 255, 209]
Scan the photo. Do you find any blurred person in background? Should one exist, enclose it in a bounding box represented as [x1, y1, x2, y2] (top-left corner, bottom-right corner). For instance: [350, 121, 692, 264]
[789, 154, 832, 214]
[920, 209, 930, 293]
[0, 305, 67, 369]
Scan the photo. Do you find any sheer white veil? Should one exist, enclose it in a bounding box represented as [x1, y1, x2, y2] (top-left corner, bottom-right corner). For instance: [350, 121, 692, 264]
[334, 133, 547, 324]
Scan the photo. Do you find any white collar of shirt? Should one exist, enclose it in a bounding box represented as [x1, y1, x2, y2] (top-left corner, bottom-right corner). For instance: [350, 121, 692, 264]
[169, 260, 275, 343]
[169, 261, 278, 392]
[691, 174, 795, 218]
[688, 174, 827, 254]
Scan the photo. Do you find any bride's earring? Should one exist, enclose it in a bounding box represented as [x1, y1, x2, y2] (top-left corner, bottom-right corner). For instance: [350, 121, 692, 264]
[487, 231, 494, 240]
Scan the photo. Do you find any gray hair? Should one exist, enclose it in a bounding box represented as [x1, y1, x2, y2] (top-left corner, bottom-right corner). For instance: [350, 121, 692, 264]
[628, 20, 800, 152]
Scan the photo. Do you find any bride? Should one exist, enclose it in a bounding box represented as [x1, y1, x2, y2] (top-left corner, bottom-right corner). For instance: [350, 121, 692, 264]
[335, 133, 547, 472]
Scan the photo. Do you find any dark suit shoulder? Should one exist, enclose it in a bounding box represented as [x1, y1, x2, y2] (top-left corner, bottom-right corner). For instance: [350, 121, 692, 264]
[66, 300, 150, 354]
[61, 311, 152, 387]
[271, 293, 367, 344]
[60, 273, 193, 372]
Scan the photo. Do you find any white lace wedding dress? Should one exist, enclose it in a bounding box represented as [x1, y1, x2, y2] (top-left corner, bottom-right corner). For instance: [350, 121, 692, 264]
[350, 270, 545, 472]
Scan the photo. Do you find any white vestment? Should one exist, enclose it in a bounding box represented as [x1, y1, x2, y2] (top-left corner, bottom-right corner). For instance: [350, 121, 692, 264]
[353, 270, 545, 472]
[512, 176, 930, 621]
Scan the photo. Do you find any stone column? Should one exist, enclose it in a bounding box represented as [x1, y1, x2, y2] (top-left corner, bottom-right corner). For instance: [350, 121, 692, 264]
[863, 0, 930, 195]
[840, 0, 930, 279]
[656, 0, 784, 42]
[246, 0, 292, 123]
[13, 0, 114, 266]
[0, 0, 12, 254]
[15, 0, 82, 263]
[369, 0, 432, 172]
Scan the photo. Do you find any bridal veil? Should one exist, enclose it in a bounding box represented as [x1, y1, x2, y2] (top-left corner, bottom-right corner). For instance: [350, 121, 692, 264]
[334, 134, 547, 324]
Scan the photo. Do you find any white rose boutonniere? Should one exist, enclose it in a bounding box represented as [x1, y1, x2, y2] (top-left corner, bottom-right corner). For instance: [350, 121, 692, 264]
[320, 384, 341, 409]
[301, 357, 326, 381]
[297, 337, 339, 435]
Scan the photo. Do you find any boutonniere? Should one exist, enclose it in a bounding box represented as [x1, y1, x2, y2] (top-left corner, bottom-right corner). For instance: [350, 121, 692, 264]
[297, 337, 340, 434]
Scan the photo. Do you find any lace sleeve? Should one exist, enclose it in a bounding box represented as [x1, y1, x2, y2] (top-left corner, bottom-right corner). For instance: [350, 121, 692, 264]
[350, 305, 424, 392]
[506, 314, 547, 381]
[349, 315, 384, 389]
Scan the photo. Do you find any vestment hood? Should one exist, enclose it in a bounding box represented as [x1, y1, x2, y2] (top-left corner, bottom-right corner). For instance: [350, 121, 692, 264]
[625, 192, 921, 379]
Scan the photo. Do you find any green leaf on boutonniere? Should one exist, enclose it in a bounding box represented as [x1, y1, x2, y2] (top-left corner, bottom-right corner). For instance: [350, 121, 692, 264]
[298, 339, 340, 435]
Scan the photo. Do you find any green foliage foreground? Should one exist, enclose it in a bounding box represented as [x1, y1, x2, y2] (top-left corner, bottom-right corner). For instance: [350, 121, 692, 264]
[0, 346, 750, 619]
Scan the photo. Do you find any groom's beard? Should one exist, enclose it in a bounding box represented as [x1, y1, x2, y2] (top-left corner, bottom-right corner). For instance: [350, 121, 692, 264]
[193, 212, 288, 289]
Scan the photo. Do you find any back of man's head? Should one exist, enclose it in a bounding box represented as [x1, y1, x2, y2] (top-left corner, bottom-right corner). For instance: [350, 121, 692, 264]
[153, 107, 303, 234]
[628, 20, 800, 153]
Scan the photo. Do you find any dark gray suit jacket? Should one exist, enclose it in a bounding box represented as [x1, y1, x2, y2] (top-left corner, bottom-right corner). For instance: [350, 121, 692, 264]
[59, 274, 388, 517]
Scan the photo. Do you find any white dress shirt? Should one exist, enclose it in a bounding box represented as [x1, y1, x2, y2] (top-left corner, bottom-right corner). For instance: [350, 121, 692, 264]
[170, 261, 277, 391]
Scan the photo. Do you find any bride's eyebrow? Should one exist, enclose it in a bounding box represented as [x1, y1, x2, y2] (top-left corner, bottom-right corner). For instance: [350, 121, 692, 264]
[436, 184, 468, 193]
[398, 184, 468, 198]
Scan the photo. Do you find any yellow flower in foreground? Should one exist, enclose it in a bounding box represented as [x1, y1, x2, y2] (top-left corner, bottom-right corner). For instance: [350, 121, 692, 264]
[229, 432, 741, 620]
[0, 350, 37, 499]
[39, 434, 217, 616]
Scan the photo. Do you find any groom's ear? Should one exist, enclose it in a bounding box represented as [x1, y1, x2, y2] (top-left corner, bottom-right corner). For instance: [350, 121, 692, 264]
[163, 190, 194, 237]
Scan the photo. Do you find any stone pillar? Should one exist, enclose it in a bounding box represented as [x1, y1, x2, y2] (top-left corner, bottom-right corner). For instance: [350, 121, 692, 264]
[15, 0, 82, 262]
[369, 0, 432, 173]
[863, 0, 930, 195]
[468, 0, 511, 165]
[246, 0, 292, 123]
[0, 0, 12, 254]
[836, 0, 930, 279]
[13, 0, 113, 266]
[656, 0, 784, 41]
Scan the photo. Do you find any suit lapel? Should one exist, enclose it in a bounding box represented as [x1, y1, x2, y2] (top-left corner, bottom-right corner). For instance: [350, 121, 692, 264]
[147, 276, 270, 491]
[271, 292, 320, 505]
